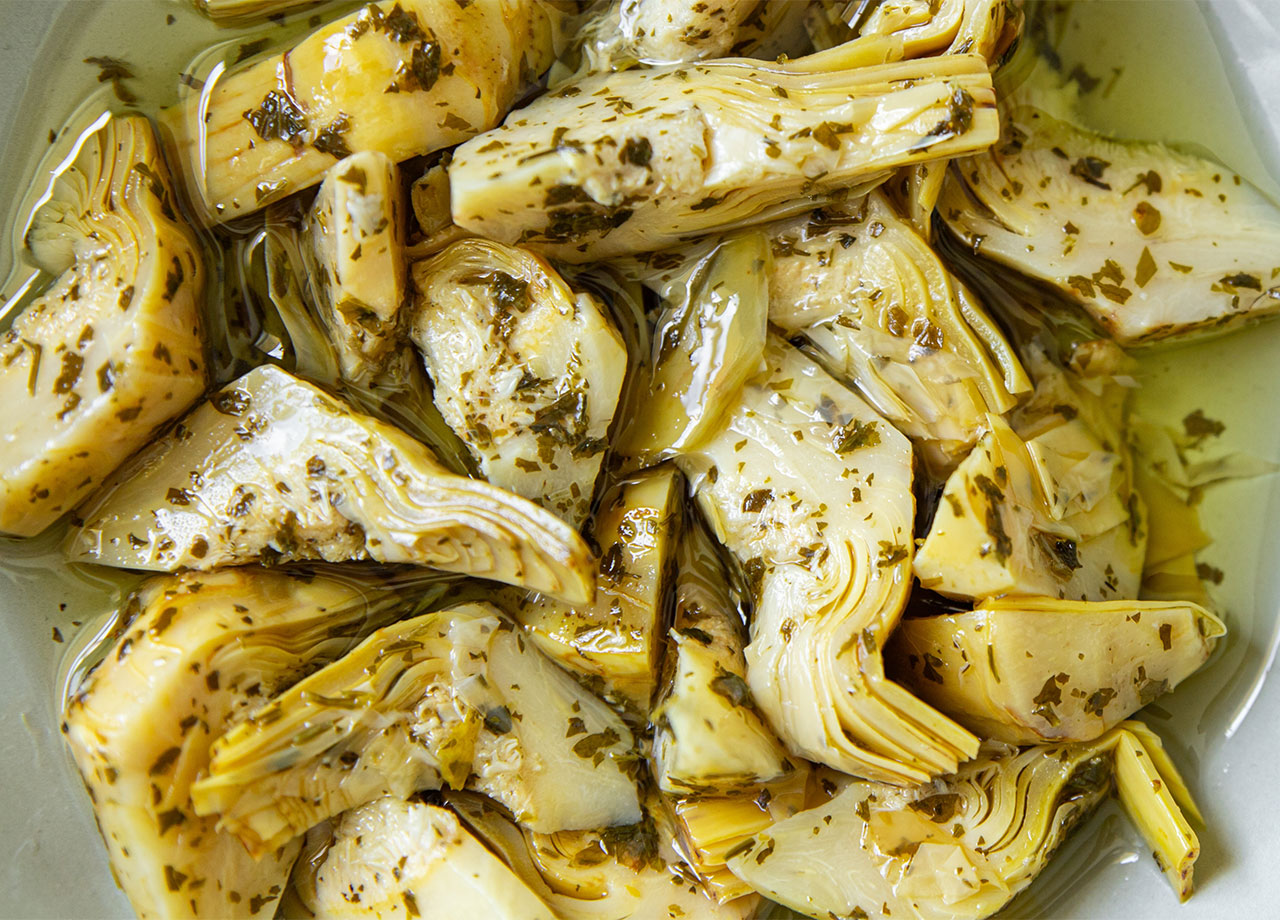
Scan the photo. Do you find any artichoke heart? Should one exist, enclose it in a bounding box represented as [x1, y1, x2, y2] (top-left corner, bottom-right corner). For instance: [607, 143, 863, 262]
[302, 150, 407, 383]
[1, 114, 205, 537]
[191, 603, 641, 856]
[62, 567, 434, 920]
[939, 100, 1280, 344]
[679, 337, 978, 784]
[450, 788, 758, 920]
[728, 721, 1202, 919]
[807, 0, 1017, 62]
[652, 513, 794, 795]
[767, 191, 1030, 473]
[295, 796, 555, 920]
[70, 365, 595, 604]
[410, 239, 626, 528]
[514, 465, 682, 710]
[449, 51, 998, 262]
[170, 0, 564, 222]
[889, 596, 1224, 744]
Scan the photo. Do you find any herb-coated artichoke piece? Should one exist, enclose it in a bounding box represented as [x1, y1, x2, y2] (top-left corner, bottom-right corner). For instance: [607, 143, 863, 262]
[302, 150, 406, 383]
[616, 232, 769, 463]
[62, 567, 438, 920]
[679, 337, 978, 784]
[294, 796, 555, 919]
[0, 114, 205, 537]
[169, 0, 564, 222]
[191, 603, 641, 856]
[889, 596, 1224, 744]
[513, 465, 682, 710]
[652, 514, 794, 795]
[767, 192, 1030, 473]
[450, 788, 758, 920]
[728, 721, 1201, 918]
[916, 337, 1147, 602]
[410, 239, 626, 528]
[449, 51, 999, 262]
[939, 100, 1280, 344]
[70, 365, 595, 604]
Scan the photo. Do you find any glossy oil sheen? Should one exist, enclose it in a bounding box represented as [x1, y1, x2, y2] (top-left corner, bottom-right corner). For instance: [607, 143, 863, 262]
[0, 1, 1278, 918]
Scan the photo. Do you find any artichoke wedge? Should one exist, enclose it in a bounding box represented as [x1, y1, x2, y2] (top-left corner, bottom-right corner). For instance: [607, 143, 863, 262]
[514, 465, 682, 710]
[449, 789, 758, 920]
[302, 150, 407, 383]
[890, 597, 1224, 744]
[410, 239, 626, 528]
[295, 796, 555, 920]
[768, 192, 1029, 473]
[652, 513, 794, 795]
[1, 114, 205, 537]
[449, 51, 998, 262]
[616, 232, 769, 463]
[70, 365, 594, 604]
[169, 0, 563, 222]
[679, 337, 978, 784]
[915, 345, 1146, 602]
[728, 721, 1202, 919]
[939, 101, 1280, 344]
[191, 603, 641, 855]
[61, 567, 438, 920]
[807, 0, 1017, 61]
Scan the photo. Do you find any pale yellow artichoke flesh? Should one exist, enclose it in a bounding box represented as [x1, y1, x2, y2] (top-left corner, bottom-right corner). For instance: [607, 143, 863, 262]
[679, 336, 978, 784]
[70, 365, 595, 603]
[62, 567, 435, 920]
[191, 603, 642, 856]
[410, 238, 626, 529]
[0, 114, 205, 537]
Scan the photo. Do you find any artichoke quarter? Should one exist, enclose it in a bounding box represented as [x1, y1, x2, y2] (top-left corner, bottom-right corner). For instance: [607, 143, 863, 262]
[448, 49, 999, 261]
[1, 114, 205, 537]
[679, 337, 979, 784]
[62, 566, 439, 920]
[70, 364, 595, 604]
[191, 603, 642, 856]
[410, 238, 627, 529]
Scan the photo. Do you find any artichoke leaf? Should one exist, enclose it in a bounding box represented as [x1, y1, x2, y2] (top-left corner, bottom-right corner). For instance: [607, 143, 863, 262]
[62, 566, 441, 920]
[767, 191, 1030, 474]
[301, 150, 407, 384]
[1, 114, 206, 537]
[939, 100, 1280, 344]
[168, 0, 564, 222]
[652, 513, 794, 795]
[70, 365, 595, 604]
[410, 239, 626, 528]
[514, 465, 682, 711]
[616, 232, 769, 463]
[294, 796, 555, 919]
[679, 337, 978, 784]
[449, 51, 999, 262]
[191, 603, 641, 856]
[889, 596, 1224, 744]
[194, 0, 331, 23]
[728, 721, 1200, 919]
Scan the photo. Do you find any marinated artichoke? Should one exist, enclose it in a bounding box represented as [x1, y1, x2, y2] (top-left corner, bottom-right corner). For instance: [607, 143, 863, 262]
[70, 365, 595, 604]
[939, 100, 1280, 344]
[513, 465, 682, 710]
[170, 0, 564, 221]
[191, 603, 641, 855]
[728, 721, 1201, 918]
[0, 114, 205, 537]
[766, 191, 1030, 472]
[62, 567, 438, 920]
[410, 239, 626, 528]
[449, 50, 999, 261]
[890, 596, 1224, 743]
[295, 796, 555, 919]
[679, 337, 978, 783]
